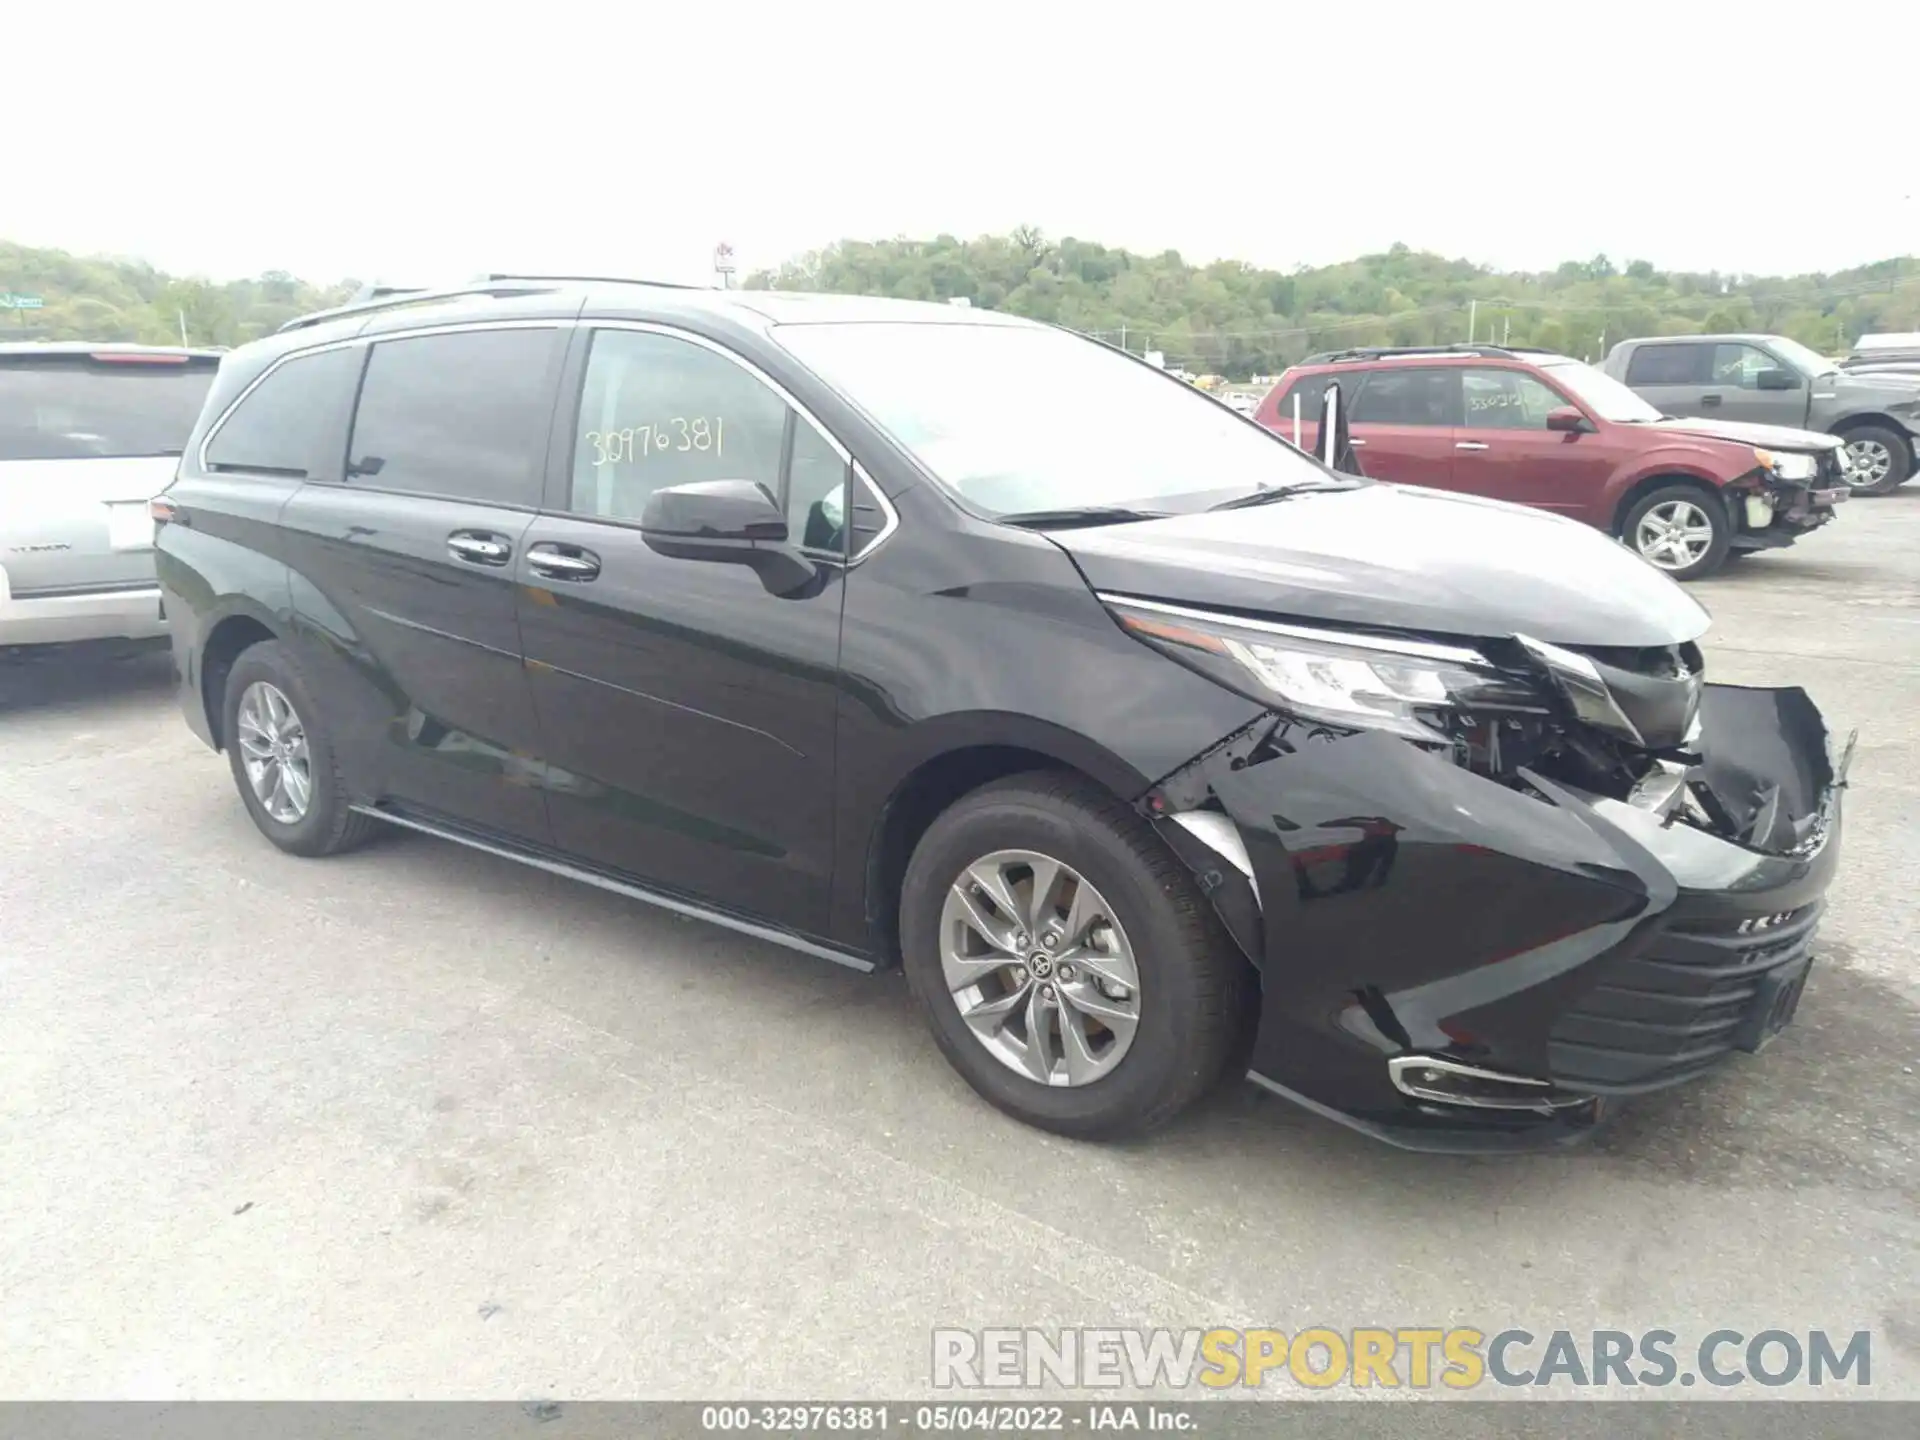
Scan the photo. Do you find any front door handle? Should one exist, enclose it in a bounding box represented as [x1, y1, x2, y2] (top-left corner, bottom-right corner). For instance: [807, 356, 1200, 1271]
[1701, 393, 1723, 407]
[526, 543, 602, 582]
[448, 531, 512, 566]
[1455, 441, 1490, 451]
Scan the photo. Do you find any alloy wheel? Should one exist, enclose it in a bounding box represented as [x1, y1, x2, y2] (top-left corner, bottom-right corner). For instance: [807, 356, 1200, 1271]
[938, 849, 1142, 1087]
[1844, 438, 1893, 489]
[236, 680, 312, 824]
[1634, 499, 1715, 571]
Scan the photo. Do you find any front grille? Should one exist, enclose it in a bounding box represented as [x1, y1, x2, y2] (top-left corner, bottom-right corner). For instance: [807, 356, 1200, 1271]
[1546, 904, 1820, 1092]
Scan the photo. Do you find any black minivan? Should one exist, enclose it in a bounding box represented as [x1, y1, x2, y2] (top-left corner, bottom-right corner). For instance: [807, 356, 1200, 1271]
[153, 279, 1849, 1150]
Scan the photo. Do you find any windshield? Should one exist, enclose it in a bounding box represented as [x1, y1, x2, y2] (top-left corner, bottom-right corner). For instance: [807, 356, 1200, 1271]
[773, 321, 1338, 517]
[0, 355, 217, 461]
[1541, 359, 1663, 422]
[1767, 336, 1838, 378]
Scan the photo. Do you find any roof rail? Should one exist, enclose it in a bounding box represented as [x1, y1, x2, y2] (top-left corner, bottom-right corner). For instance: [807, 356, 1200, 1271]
[475, 272, 700, 291]
[276, 279, 564, 334]
[1302, 343, 1524, 364]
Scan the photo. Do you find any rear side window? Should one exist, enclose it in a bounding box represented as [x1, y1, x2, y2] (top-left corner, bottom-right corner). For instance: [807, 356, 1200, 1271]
[1349, 368, 1457, 425]
[0, 354, 217, 462]
[568, 329, 789, 521]
[1624, 344, 1709, 386]
[204, 346, 363, 477]
[346, 328, 558, 507]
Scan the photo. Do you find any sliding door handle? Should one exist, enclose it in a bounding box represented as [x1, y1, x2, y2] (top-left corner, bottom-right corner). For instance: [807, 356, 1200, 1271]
[526, 543, 602, 582]
[447, 531, 512, 565]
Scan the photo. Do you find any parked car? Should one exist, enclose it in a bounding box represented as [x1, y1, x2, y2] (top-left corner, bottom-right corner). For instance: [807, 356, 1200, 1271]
[1, 343, 220, 650]
[1255, 345, 1848, 580]
[1843, 332, 1920, 367]
[1602, 332, 1920, 495]
[153, 280, 1847, 1151]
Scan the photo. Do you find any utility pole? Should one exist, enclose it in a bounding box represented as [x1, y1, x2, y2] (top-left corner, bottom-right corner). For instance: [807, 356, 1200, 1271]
[1467, 299, 1477, 344]
[1118, 324, 1127, 354]
[178, 310, 189, 347]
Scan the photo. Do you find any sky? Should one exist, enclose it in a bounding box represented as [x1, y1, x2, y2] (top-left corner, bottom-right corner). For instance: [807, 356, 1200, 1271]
[7, 2, 1916, 287]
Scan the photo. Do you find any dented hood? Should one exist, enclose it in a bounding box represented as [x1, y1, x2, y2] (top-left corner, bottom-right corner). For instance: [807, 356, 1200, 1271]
[1047, 482, 1710, 647]
[1646, 416, 1845, 454]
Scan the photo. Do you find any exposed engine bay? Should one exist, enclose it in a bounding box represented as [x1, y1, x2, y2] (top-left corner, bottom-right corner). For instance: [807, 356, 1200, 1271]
[1149, 632, 1845, 861]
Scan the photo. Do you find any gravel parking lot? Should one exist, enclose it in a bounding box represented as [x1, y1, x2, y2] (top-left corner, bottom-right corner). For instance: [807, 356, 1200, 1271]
[3, 503, 1917, 1401]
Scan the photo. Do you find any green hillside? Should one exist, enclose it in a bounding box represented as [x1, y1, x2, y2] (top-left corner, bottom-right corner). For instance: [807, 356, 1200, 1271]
[749, 233, 1920, 378]
[0, 241, 357, 349]
[6, 233, 1917, 381]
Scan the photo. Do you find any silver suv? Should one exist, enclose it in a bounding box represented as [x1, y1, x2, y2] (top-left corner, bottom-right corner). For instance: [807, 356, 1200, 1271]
[1, 343, 220, 648]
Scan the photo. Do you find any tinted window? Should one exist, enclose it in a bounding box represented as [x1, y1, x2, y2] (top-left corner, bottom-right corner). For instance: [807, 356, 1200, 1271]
[570, 329, 788, 521]
[1710, 343, 1783, 390]
[347, 329, 556, 506]
[1460, 368, 1569, 429]
[1624, 344, 1709, 386]
[205, 346, 362, 477]
[787, 419, 849, 554]
[1349, 368, 1456, 425]
[0, 355, 216, 462]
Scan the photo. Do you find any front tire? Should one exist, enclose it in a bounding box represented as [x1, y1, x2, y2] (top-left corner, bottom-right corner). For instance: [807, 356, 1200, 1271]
[222, 640, 378, 857]
[1837, 424, 1913, 496]
[900, 772, 1252, 1140]
[1623, 483, 1730, 581]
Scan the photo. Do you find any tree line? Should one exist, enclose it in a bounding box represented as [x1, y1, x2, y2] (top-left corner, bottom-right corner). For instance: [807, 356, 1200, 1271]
[0, 241, 357, 349]
[747, 233, 1920, 378]
[6, 233, 1917, 380]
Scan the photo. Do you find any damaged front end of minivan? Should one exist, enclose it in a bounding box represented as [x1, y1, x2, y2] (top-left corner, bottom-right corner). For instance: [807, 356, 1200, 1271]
[1113, 596, 1854, 1152]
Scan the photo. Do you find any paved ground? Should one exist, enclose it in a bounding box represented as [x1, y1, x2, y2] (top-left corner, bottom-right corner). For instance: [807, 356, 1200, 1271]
[3, 501, 1917, 1403]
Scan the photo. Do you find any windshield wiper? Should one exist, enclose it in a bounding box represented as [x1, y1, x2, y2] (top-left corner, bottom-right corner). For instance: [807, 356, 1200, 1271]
[1206, 479, 1356, 511]
[997, 505, 1171, 529]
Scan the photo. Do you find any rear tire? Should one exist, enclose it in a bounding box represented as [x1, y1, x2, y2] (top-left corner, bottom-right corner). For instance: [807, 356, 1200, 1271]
[900, 771, 1253, 1140]
[1622, 483, 1730, 581]
[1837, 424, 1912, 496]
[222, 640, 379, 858]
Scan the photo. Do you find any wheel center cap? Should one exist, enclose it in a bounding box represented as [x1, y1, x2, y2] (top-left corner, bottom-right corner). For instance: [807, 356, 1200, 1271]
[1026, 951, 1053, 978]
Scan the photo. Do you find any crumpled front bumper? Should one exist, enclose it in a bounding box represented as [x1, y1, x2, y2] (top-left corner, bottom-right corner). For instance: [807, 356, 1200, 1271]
[1150, 684, 1851, 1152]
[1732, 477, 1846, 552]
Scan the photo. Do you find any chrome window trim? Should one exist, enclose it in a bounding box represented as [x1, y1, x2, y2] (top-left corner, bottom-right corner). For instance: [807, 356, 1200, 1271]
[847, 460, 899, 564]
[193, 318, 561, 475]
[1096, 592, 1490, 665]
[575, 319, 900, 567]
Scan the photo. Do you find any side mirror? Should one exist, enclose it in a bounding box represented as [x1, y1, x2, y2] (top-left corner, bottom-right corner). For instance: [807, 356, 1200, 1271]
[1755, 367, 1800, 391]
[640, 479, 818, 596]
[1545, 407, 1592, 433]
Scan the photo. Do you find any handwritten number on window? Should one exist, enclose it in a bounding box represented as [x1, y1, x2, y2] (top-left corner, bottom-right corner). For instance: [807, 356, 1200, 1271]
[585, 418, 726, 465]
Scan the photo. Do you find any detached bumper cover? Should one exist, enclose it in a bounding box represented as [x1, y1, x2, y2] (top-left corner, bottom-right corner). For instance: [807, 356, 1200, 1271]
[1162, 684, 1848, 1151]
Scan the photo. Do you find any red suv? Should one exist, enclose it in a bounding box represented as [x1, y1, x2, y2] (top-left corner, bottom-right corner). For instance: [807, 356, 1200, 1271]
[1253, 345, 1850, 580]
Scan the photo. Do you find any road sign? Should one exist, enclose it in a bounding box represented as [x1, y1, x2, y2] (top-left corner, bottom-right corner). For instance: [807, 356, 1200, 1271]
[1, 293, 45, 310]
[711, 243, 735, 276]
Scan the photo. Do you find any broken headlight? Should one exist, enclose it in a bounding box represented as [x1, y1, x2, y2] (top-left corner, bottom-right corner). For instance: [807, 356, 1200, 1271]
[1754, 448, 1817, 481]
[1104, 597, 1546, 740]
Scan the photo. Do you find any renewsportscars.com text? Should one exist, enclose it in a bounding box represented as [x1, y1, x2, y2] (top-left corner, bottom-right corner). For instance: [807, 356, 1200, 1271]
[931, 1326, 1872, 1391]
